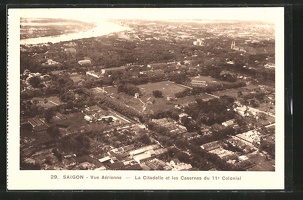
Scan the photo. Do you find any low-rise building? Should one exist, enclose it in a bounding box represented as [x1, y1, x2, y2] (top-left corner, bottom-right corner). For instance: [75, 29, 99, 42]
[152, 118, 187, 134]
[133, 152, 153, 164]
[86, 71, 101, 78]
[193, 39, 204, 46]
[200, 141, 221, 151]
[191, 80, 208, 87]
[235, 130, 261, 146]
[27, 118, 48, 132]
[78, 59, 92, 66]
[172, 162, 192, 171]
[124, 163, 142, 170]
[98, 156, 112, 164]
[147, 63, 167, 70]
[209, 147, 237, 161]
[42, 59, 61, 67]
[154, 148, 168, 155]
[101, 66, 126, 74]
[236, 159, 255, 170]
[129, 144, 159, 156]
[264, 63, 275, 69]
[145, 158, 171, 170]
[222, 119, 235, 127]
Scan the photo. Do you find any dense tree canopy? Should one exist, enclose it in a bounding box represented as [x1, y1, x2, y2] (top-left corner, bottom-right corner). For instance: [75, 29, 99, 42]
[152, 90, 163, 98]
[28, 76, 41, 88]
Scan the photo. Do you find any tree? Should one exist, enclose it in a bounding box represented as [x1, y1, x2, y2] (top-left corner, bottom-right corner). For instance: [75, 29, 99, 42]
[138, 133, 151, 145]
[108, 116, 113, 123]
[249, 98, 260, 108]
[28, 76, 41, 88]
[219, 70, 237, 82]
[47, 125, 61, 139]
[152, 90, 163, 98]
[59, 91, 74, 102]
[170, 111, 180, 121]
[258, 113, 267, 120]
[75, 134, 90, 149]
[45, 109, 55, 123]
[175, 151, 191, 163]
[117, 83, 141, 96]
[237, 91, 243, 97]
[180, 116, 197, 132]
[59, 135, 78, 153]
[52, 148, 63, 162]
[175, 139, 188, 150]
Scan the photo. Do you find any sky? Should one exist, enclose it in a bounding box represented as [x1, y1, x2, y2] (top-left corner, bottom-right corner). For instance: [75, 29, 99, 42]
[17, 7, 282, 23]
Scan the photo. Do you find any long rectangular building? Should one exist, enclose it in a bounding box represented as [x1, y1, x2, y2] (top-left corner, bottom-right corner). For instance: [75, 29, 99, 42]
[129, 144, 159, 156]
[27, 118, 48, 132]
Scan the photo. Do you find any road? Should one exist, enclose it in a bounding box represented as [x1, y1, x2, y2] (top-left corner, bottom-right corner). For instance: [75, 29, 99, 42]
[49, 100, 59, 106]
[205, 92, 220, 99]
[265, 123, 275, 128]
[247, 106, 275, 118]
[168, 81, 193, 90]
[108, 109, 132, 123]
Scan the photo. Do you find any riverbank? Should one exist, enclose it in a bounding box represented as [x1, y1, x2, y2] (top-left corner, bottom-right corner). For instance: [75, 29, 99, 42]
[20, 21, 131, 45]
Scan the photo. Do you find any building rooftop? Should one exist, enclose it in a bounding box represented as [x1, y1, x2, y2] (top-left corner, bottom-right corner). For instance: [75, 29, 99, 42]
[133, 152, 153, 163]
[129, 144, 159, 156]
[98, 156, 111, 163]
[78, 59, 91, 65]
[124, 163, 142, 170]
[28, 118, 46, 127]
[200, 141, 221, 151]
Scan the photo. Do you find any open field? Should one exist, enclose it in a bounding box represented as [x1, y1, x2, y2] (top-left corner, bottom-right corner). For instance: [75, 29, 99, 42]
[138, 81, 186, 97]
[175, 93, 215, 106]
[212, 88, 241, 99]
[101, 86, 143, 112]
[102, 85, 176, 114]
[32, 96, 63, 108]
[120, 92, 175, 114]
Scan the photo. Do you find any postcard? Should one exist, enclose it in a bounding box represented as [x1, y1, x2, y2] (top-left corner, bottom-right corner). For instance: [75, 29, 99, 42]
[7, 7, 284, 190]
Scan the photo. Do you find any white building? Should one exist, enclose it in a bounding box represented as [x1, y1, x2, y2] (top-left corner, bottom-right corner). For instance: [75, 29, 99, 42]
[191, 80, 208, 87]
[86, 71, 100, 78]
[78, 59, 92, 66]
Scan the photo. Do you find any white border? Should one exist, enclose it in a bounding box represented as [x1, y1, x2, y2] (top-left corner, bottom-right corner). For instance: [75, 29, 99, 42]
[7, 7, 284, 190]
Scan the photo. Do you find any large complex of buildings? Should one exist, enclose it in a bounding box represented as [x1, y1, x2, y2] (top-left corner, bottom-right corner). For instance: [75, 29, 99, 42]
[20, 19, 275, 172]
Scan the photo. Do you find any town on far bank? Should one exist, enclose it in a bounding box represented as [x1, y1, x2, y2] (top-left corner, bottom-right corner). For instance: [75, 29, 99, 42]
[20, 18, 275, 171]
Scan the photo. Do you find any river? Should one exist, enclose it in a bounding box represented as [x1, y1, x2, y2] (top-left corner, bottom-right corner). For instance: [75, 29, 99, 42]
[20, 21, 131, 45]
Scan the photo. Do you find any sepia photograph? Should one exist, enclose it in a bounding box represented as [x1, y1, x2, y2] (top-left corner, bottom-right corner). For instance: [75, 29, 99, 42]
[7, 7, 285, 190]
